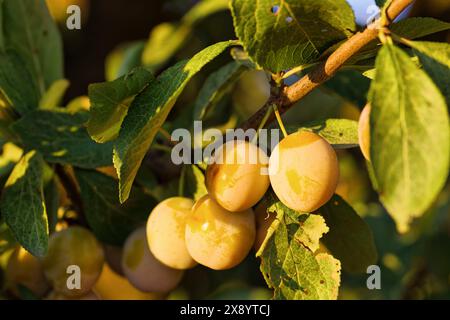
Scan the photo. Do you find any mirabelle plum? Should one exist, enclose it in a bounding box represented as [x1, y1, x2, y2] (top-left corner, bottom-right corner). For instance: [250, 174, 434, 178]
[254, 203, 276, 252]
[94, 263, 163, 300]
[269, 131, 339, 212]
[42, 227, 105, 297]
[185, 195, 256, 270]
[46, 290, 100, 300]
[146, 197, 196, 270]
[206, 140, 270, 212]
[232, 70, 271, 118]
[358, 104, 371, 161]
[6, 247, 50, 297]
[121, 227, 183, 293]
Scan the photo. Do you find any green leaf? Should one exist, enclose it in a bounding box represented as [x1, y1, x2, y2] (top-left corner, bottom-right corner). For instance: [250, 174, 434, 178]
[324, 70, 371, 107]
[259, 199, 340, 300]
[12, 110, 113, 169]
[230, 0, 355, 72]
[142, 0, 229, 72]
[105, 41, 146, 81]
[87, 67, 153, 143]
[184, 165, 208, 201]
[39, 79, 70, 110]
[288, 119, 359, 149]
[0, 222, 17, 255]
[193, 61, 247, 120]
[407, 41, 449, 68]
[267, 201, 329, 253]
[349, 18, 450, 66]
[0, 0, 63, 96]
[114, 40, 238, 203]
[0, 151, 48, 257]
[316, 195, 378, 273]
[0, 51, 40, 115]
[369, 44, 450, 233]
[44, 177, 60, 233]
[409, 41, 450, 105]
[391, 18, 450, 40]
[75, 169, 157, 245]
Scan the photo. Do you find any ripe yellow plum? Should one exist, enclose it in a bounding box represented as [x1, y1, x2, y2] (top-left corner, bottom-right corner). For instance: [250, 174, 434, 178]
[146, 197, 196, 270]
[42, 227, 105, 297]
[358, 104, 371, 161]
[122, 227, 184, 293]
[185, 195, 256, 270]
[94, 263, 163, 300]
[254, 203, 276, 252]
[232, 70, 271, 118]
[206, 140, 270, 212]
[6, 247, 50, 297]
[269, 131, 339, 212]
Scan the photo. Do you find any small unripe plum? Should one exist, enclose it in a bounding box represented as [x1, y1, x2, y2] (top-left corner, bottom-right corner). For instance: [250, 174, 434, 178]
[46, 290, 100, 300]
[185, 195, 256, 270]
[232, 70, 271, 118]
[121, 227, 183, 293]
[42, 227, 105, 297]
[269, 131, 339, 212]
[146, 197, 196, 270]
[206, 140, 270, 212]
[6, 247, 50, 297]
[94, 263, 163, 300]
[358, 104, 371, 161]
[254, 203, 276, 252]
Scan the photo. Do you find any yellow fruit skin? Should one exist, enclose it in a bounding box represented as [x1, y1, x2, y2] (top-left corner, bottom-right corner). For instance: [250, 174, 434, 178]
[121, 227, 183, 293]
[6, 247, 50, 297]
[185, 195, 256, 270]
[254, 203, 276, 252]
[94, 263, 164, 300]
[46, 290, 100, 300]
[42, 227, 105, 297]
[358, 104, 371, 161]
[206, 141, 270, 212]
[147, 197, 196, 270]
[269, 131, 339, 212]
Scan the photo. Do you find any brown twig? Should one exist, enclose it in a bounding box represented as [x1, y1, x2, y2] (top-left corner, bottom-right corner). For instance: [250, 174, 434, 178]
[54, 165, 88, 227]
[241, 0, 414, 130]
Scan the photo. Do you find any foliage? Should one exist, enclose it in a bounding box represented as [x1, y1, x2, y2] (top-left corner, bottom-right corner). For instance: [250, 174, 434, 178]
[0, 0, 449, 301]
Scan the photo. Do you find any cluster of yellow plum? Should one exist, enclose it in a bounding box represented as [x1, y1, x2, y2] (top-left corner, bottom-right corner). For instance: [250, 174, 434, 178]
[145, 131, 340, 274]
[5, 129, 345, 299]
[5, 226, 166, 300]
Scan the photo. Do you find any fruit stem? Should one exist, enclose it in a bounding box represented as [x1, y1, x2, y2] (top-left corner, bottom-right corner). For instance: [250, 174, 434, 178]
[251, 106, 273, 144]
[273, 104, 288, 138]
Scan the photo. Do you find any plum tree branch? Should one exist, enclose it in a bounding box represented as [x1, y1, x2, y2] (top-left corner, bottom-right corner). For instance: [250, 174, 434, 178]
[241, 0, 414, 130]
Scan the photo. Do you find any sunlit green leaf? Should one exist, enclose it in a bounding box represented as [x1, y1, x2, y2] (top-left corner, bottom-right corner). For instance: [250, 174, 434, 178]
[88, 67, 153, 143]
[193, 61, 247, 121]
[12, 110, 113, 169]
[0, 151, 48, 257]
[231, 0, 355, 72]
[114, 41, 238, 203]
[39, 79, 69, 110]
[288, 119, 359, 149]
[369, 44, 449, 233]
